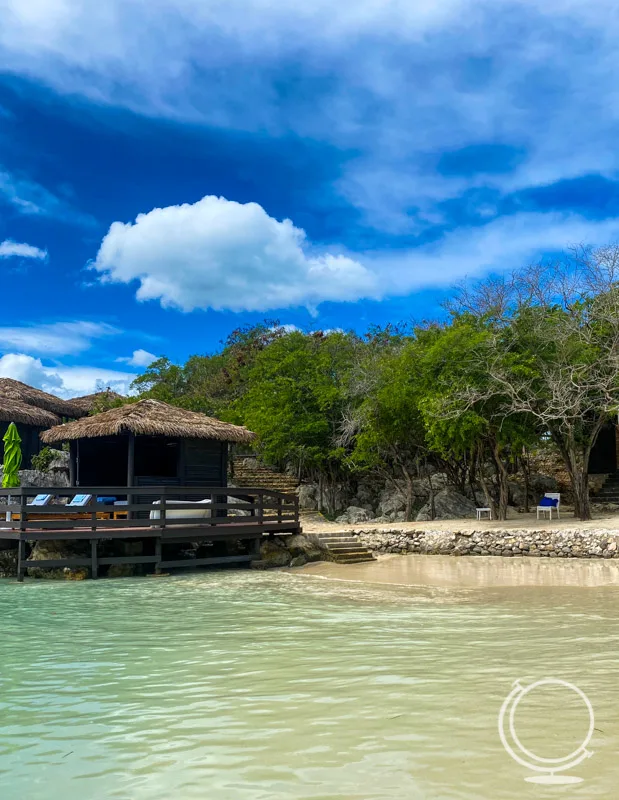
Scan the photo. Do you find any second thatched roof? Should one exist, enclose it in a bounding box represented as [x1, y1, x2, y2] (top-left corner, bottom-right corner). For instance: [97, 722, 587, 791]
[41, 398, 256, 444]
[70, 389, 123, 413]
[0, 398, 61, 427]
[0, 378, 84, 419]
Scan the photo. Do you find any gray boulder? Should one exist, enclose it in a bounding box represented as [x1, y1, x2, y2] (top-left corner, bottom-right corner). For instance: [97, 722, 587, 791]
[297, 483, 318, 510]
[530, 473, 558, 494]
[252, 538, 292, 569]
[415, 488, 477, 521]
[0, 468, 71, 488]
[411, 472, 449, 496]
[377, 485, 407, 518]
[286, 533, 323, 562]
[335, 506, 371, 524]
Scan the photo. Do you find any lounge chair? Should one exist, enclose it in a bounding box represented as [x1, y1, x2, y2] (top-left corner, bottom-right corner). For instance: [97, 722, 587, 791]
[536, 492, 560, 520]
[150, 498, 211, 521]
[27, 494, 54, 507]
[67, 494, 93, 507]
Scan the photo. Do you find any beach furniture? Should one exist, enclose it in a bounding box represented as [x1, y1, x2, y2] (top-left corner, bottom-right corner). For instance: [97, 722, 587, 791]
[536, 492, 560, 520]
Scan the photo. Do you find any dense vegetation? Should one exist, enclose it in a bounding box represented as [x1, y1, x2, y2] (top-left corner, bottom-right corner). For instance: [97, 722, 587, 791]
[128, 246, 619, 521]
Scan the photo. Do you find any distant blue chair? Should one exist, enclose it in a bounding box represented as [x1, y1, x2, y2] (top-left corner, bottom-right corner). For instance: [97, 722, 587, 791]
[536, 493, 560, 520]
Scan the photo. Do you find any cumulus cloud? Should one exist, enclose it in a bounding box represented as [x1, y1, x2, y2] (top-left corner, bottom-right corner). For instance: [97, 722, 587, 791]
[92, 195, 379, 312]
[0, 353, 136, 398]
[0, 353, 63, 393]
[117, 348, 157, 367]
[0, 239, 47, 259]
[0, 321, 120, 356]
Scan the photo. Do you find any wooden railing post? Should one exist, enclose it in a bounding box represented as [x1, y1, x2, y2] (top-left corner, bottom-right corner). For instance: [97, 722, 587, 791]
[91, 539, 98, 579]
[19, 490, 27, 533]
[160, 489, 167, 531]
[277, 496, 282, 524]
[210, 492, 216, 525]
[257, 492, 264, 525]
[17, 538, 25, 582]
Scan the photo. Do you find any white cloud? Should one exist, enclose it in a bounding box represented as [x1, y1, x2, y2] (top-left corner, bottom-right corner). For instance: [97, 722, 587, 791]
[116, 348, 157, 367]
[367, 212, 619, 294]
[53, 365, 136, 397]
[0, 321, 120, 356]
[0, 169, 95, 225]
[0, 353, 63, 393]
[1, 0, 618, 233]
[0, 353, 135, 398]
[0, 239, 47, 259]
[92, 195, 380, 312]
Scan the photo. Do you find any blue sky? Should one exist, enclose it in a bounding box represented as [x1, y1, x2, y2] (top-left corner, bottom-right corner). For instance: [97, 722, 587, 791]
[1, 0, 619, 396]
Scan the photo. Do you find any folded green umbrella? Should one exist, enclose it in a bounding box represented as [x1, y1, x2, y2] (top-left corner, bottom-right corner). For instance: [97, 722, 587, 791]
[2, 422, 22, 489]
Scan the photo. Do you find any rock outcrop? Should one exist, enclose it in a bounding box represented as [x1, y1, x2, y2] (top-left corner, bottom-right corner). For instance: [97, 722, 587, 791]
[415, 488, 477, 521]
[335, 506, 372, 524]
[251, 533, 326, 569]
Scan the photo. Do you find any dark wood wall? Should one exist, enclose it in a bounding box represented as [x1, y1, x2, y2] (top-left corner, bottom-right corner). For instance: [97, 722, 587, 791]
[134, 438, 227, 486]
[73, 433, 228, 488]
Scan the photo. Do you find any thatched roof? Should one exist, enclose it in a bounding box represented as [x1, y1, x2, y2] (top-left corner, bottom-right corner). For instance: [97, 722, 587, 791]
[41, 399, 256, 444]
[0, 378, 84, 418]
[0, 397, 61, 427]
[70, 389, 123, 413]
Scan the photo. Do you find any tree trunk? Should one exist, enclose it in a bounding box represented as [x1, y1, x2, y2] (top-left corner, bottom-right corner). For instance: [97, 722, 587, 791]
[553, 435, 594, 521]
[477, 444, 497, 519]
[402, 465, 414, 522]
[427, 471, 436, 520]
[521, 449, 530, 514]
[468, 448, 480, 506]
[490, 440, 509, 521]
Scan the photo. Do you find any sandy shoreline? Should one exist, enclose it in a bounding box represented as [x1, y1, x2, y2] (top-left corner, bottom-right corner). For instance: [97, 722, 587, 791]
[290, 552, 619, 588]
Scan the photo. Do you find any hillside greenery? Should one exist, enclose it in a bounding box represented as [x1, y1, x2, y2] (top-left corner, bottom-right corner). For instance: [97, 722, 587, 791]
[126, 246, 619, 520]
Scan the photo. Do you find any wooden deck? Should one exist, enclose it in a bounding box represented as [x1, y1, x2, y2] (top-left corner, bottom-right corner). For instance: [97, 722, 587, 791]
[0, 485, 300, 580]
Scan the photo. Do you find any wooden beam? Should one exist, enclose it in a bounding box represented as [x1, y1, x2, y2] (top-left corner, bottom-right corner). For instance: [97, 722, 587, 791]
[17, 539, 26, 582]
[158, 555, 252, 568]
[91, 539, 98, 579]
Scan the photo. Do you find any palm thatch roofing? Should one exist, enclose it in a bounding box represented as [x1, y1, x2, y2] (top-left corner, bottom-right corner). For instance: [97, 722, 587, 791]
[41, 399, 256, 444]
[0, 378, 84, 419]
[0, 397, 61, 427]
[70, 389, 123, 413]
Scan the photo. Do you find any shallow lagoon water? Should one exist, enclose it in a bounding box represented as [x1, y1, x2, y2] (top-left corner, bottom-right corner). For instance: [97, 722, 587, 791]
[1, 557, 618, 799]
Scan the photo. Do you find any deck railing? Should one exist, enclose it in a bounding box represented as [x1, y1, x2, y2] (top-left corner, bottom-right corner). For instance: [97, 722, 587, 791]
[0, 485, 299, 533]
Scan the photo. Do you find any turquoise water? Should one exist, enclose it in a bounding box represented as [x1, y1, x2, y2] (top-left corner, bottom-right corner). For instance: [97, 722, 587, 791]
[1, 563, 618, 799]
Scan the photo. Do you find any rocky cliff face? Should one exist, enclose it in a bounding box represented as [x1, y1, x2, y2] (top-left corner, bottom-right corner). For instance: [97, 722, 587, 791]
[299, 470, 559, 523]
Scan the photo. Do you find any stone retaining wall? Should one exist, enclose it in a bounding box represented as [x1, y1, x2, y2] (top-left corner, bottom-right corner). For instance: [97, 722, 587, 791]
[355, 528, 619, 559]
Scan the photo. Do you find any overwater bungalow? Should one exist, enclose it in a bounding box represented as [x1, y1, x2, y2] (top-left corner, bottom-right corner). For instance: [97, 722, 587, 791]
[40, 398, 254, 488]
[1, 399, 299, 580]
[0, 379, 84, 466]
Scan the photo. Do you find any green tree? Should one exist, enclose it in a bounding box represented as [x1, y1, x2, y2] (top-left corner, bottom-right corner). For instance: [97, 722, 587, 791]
[236, 330, 358, 514]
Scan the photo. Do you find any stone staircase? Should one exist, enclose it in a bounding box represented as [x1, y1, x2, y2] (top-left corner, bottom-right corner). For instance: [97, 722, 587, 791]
[313, 531, 375, 564]
[230, 455, 298, 495]
[591, 471, 619, 504]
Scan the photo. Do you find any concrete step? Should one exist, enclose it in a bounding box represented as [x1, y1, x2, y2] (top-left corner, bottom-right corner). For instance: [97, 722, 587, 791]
[331, 554, 375, 564]
[316, 538, 359, 546]
[327, 547, 372, 555]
